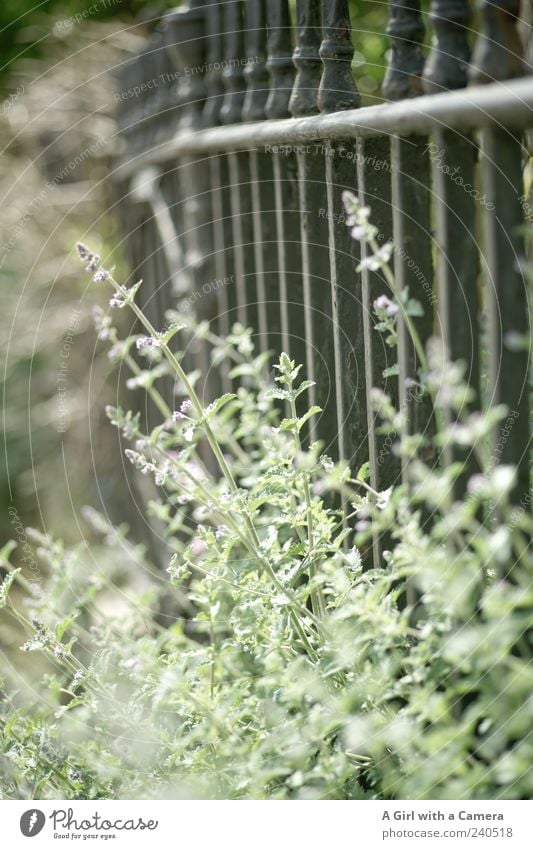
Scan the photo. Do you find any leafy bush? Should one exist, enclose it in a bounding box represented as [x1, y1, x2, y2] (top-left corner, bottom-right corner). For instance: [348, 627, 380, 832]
[0, 206, 531, 801]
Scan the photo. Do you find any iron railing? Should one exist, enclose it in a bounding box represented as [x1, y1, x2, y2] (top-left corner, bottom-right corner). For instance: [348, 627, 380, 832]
[113, 0, 532, 534]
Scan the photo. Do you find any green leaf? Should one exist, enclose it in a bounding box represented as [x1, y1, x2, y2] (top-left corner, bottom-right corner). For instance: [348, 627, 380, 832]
[297, 405, 322, 431]
[203, 393, 237, 418]
[294, 379, 316, 399]
[55, 616, 77, 641]
[160, 322, 187, 344]
[356, 461, 370, 482]
[406, 298, 424, 317]
[279, 417, 298, 433]
[382, 363, 399, 378]
[0, 568, 20, 608]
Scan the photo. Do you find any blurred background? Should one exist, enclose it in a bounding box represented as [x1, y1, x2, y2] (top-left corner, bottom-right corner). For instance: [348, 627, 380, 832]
[0, 0, 392, 697]
[0, 0, 389, 548]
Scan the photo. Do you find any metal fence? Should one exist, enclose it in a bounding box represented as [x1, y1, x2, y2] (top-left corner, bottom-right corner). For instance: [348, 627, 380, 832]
[114, 0, 531, 524]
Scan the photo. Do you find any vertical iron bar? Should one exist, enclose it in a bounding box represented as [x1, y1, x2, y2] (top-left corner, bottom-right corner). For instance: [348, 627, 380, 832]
[218, 154, 238, 333]
[390, 136, 434, 473]
[228, 151, 258, 330]
[250, 150, 281, 356]
[479, 128, 530, 512]
[430, 129, 480, 494]
[209, 156, 231, 342]
[289, 1, 336, 450]
[265, 1, 305, 379]
[272, 150, 305, 373]
[319, 0, 364, 464]
[356, 138, 400, 492]
[325, 143, 367, 468]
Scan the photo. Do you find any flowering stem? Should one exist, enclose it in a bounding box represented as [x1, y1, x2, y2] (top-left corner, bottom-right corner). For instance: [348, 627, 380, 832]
[367, 235, 428, 375]
[81, 253, 323, 660]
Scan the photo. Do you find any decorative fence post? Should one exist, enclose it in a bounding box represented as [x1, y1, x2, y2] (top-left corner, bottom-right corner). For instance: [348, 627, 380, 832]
[422, 0, 471, 92]
[382, 0, 425, 100]
[203, 0, 225, 126]
[245, 0, 275, 353]
[318, 0, 360, 112]
[243, 0, 269, 122]
[220, 0, 246, 125]
[265, 0, 296, 118]
[163, 3, 217, 403]
[290, 0, 338, 448]
[468, 0, 524, 84]
[289, 0, 322, 117]
[265, 1, 305, 382]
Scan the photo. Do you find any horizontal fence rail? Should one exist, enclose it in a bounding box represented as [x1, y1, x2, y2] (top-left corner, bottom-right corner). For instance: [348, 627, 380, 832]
[114, 0, 532, 561]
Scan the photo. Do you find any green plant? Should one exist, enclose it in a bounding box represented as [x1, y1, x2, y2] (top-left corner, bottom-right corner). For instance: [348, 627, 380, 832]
[0, 216, 531, 801]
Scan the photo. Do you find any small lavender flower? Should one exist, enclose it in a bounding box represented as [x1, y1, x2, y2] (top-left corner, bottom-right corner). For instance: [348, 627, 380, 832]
[136, 335, 160, 350]
[374, 294, 399, 317]
[358, 242, 394, 273]
[180, 399, 193, 414]
[172, 411, 185, 422]
[215, 525, 228, 541]
[93, 269, 109, 283]
[342, 192, 377, 242]
[76, 242, 102, 273]
[86, 255, 101, 273]
[76, 242, 91, 261]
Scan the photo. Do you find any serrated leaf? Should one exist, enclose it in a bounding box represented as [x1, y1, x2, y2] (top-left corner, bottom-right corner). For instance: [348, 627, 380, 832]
[160, 322, 187, 344]
[203, 393, 237, 418]
[294, 379, 316, 398]
[297, 405, 322, 431]
[279, 417, 298, 432]
[265, 387, 289, 401]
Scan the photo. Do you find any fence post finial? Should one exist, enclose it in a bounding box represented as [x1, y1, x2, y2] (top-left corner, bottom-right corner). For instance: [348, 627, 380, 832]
[162, 1, 206, 132]
[220, 0, 247, 124]
[468, 0, 524, 84]
[266, 0, 296, 119]
[203, 0, 225, 125]
[382, 0, 425, 101]
[243, 0, 270, 121]
[422, 0, 471, 92]
[289, 0, 323, 116]
[318, 0, 360, 113]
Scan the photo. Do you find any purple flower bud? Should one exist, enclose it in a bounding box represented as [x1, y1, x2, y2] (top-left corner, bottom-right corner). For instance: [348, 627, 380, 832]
[136, 335, 159, 350]
[76, 242, 91, 261]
